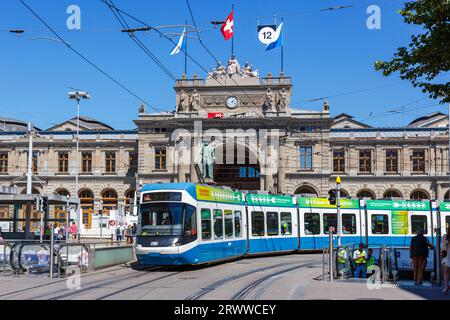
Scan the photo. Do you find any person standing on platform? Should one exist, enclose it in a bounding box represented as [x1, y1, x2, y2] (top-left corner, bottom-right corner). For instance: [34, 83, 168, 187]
[353, 243, 367, 278]
[69, 222, 78, 240]
[410, 228, 433, 285]
[441, 226, 450, 294]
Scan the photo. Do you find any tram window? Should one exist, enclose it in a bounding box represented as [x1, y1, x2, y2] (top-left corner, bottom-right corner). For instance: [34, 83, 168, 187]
[371, 214, 388, 234]
[251, 211, 265, 236]
[213, 209, 223, 239]
[225, 210, 233, 238]
[234, 211, 242, 238]
[411, 215, 428, 234]
[184, 205, 197, 237]
[323, 213, 337, 234]
[266, 212, 279, 236]
[201, 209, 211, 240]
[342, 214, 356, 234]
[446, 216, 450, 231]
[280, 212, 292, 235]
[304, 212, 320, 235]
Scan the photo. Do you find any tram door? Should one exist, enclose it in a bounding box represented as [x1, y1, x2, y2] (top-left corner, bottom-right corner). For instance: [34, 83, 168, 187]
[441, 211, 450, 235]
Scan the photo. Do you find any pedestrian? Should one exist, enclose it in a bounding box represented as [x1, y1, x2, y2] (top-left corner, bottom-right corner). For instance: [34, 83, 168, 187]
[337, 247, 351, 279]
[0, 228, 4, 244]
[69, 221, 78, 240]
[44, 224, 52, 241]
[116, 225, 123, 242]
[441, 226, 450, 294]
[410, 227, 434, 285]
[353, 243, 367, 278]
[132, 223, 137, 243]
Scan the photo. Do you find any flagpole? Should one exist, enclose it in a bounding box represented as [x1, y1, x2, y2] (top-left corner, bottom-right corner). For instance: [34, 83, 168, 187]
[231, 3, 234, 56]
[184, 20, 188, 76]
[281, 17, 284, 75]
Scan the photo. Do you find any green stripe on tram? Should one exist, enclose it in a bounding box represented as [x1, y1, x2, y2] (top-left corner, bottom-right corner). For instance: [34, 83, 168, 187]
[247, 194, 294, 207]
[297, 197, 359, 209]
[366, 199, 429, 211]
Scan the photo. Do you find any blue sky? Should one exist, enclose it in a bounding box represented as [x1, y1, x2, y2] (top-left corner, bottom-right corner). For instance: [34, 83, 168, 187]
[2, 0, 447, 130]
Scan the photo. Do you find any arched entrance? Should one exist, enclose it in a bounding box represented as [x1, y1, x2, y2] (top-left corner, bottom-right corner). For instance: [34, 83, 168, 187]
[213, 143, 261, 190]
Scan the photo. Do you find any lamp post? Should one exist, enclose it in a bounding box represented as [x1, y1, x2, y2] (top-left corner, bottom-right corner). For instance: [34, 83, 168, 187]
[68, 91, 90, 240]
[336, 175, 342, 246]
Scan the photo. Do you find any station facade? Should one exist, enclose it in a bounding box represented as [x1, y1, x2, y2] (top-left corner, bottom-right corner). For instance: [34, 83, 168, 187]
[1, 57, 449, 230]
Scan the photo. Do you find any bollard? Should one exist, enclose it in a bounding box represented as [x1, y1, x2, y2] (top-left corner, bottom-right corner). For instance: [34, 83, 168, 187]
[328, 227, 334, 282]
[50, 228, 54, 279]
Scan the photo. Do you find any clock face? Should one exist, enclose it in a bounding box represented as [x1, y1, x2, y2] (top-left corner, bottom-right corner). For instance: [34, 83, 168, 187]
[226, 96, 239, 109]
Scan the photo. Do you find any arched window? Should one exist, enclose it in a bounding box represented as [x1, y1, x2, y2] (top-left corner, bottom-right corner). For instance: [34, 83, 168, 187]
[410, 189, 429, 200]
[444, 190, 450, 202]
[124, 189, 135, 214]
[101, 189, 118, 214]
[21, 187, 41, 195]
[294, 185, 318, 196]
[383, 189, 402, 199]
[79, 189, 94, 229]
[339, 189, 349, 198]
[356, 189, 376, 200]
[55, 188, 70, 197]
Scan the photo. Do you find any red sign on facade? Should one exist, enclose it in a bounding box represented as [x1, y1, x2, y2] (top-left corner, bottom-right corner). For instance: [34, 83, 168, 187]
[208, 112, 224, 119]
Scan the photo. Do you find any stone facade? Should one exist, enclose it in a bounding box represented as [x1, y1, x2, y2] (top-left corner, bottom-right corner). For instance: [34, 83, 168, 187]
[1, 57, 449, 230]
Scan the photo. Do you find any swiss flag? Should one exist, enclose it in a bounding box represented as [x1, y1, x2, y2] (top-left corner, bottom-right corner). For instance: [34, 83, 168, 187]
[220, 11, 234, 40]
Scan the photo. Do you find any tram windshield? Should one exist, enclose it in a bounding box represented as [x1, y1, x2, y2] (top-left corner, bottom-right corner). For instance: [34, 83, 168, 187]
[140, 203, 196, 236]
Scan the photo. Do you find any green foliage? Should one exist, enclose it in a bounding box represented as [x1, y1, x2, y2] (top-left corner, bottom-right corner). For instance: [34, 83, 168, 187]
[375, 0, 450, 102]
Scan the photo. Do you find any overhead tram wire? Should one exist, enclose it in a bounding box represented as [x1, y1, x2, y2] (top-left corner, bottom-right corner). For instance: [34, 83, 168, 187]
[16, 0, 164, 114]
[184, 0, 273, 122]
[100, 0, 272, 122]
[101, 0, 212, 115]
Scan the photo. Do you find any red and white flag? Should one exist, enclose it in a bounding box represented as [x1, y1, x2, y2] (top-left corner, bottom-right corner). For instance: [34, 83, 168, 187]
[220, 11, 234, 40]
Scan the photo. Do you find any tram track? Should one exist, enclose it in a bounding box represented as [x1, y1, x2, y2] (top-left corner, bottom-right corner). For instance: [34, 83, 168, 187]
[0, 264, 133, 299]
[185, 260, 315, 300]
[95, 269, 183, 300]
[45, 265, 171, 300]
[231, 261, 319, 300]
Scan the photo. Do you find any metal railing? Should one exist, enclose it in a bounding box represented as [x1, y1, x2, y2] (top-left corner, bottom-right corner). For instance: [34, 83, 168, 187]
[0, 238, 133, 278]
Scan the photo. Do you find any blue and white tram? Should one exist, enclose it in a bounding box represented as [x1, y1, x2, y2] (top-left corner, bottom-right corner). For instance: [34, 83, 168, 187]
[135, 182, 448, 266]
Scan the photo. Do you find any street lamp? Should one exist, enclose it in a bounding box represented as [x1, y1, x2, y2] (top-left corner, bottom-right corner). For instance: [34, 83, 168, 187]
[336, 175, 342, 246]
[68, 91, 90, 240]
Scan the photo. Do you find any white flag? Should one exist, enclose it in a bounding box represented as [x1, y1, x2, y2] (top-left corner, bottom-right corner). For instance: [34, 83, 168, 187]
[170, 27, 187, 55]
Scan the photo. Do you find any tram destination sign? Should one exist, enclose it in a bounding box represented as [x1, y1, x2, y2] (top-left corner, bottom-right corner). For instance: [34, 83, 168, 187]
[366, 200, 430, 211]
[196, 185, 243, 204]
[247, 194, 294, 207]
[297, 197, 359, 209]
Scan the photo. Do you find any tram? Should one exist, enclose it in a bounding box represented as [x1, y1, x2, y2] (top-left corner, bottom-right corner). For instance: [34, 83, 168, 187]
[135, 183, 450, 266]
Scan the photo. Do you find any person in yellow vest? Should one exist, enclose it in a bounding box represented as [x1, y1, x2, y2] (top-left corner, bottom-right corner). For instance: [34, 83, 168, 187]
[337, 247, 351, 278]
[353, 243, 367, 278]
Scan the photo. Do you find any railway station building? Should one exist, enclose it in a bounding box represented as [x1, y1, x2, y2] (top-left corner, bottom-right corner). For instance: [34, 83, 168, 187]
[1, 56, 449, 230]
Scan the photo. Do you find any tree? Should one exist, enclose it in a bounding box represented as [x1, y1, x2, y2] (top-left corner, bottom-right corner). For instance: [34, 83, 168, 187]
[374, 0, 450, 102]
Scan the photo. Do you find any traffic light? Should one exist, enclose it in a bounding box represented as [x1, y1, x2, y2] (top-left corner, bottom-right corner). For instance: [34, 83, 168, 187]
[328, 189, 336, 205]
[41, 196, 49, 213]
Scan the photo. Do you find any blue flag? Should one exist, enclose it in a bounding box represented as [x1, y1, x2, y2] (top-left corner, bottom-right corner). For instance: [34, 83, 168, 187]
[266, 22, 283, 51]
[170, 27, 186, 55]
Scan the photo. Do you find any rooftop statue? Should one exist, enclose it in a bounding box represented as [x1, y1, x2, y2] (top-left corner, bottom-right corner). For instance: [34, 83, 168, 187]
[241, 62, 259, 79]
[226, 54, 241, 76]
[207, 56, 259, 80]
